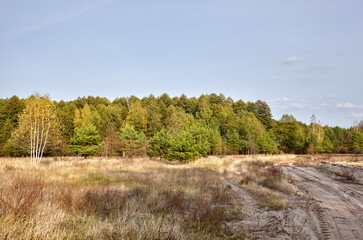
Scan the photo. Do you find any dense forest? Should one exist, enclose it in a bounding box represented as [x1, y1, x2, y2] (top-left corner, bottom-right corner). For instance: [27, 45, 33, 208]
[0, 94, 362, 160]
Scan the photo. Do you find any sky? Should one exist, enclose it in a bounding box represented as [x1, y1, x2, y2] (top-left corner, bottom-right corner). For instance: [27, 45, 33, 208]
[0, 0, 362, 128]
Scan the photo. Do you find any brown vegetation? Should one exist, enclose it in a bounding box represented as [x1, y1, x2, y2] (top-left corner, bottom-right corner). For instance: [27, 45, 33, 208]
[2, 154, 360, 239]
[236, 160, 294, 210]
[0, 157, 245, 239]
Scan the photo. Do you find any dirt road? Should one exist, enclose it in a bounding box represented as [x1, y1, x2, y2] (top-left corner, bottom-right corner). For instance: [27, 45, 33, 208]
[286, 166, 363, 240]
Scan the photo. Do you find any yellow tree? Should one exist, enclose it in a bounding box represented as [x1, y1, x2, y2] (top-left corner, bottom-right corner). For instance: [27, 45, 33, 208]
[126, 101, 148, 132]
[11, 94, 59, 164]
[73, 108, 82, 128]
[73, 104, 94, 128]
[81, 103, 94, 126]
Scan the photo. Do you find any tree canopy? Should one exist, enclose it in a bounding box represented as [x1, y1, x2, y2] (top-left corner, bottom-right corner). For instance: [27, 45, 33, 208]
[0, 94, 362, 160]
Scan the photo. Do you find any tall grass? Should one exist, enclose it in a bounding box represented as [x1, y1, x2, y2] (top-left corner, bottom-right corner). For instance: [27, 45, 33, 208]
[0, 157, 245, 239]
[0, 175, 44, 219]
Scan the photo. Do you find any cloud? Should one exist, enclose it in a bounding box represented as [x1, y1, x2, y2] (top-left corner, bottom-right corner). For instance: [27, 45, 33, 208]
[351, 113, 363, 118]
[337, 103, 363, 109]
[283, 56, 299, 64]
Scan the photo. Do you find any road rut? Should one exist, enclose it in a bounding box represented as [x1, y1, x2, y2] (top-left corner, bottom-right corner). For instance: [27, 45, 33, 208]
[286, 166, 363, 240]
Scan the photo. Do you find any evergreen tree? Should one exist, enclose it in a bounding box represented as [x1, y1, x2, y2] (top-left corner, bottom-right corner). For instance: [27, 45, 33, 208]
[350, 130, 363, 153]
[320, 136, 334, 153]
[69, 124, 102, 157]
[225, 130, 242, 154]
[148, 127, 173, 158]
[257, 131, 277, 154]
[119, 126, 146, 157]
[166, 130, 202, 161]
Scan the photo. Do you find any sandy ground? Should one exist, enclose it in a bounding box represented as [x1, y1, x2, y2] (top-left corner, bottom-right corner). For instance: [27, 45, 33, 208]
[285, 166, 363, 240]
[220, 160, 314, 239]
[218, 155, 363, 239]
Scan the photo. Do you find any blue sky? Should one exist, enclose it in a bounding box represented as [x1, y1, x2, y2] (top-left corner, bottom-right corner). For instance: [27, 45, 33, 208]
[1, 0, 362, 127]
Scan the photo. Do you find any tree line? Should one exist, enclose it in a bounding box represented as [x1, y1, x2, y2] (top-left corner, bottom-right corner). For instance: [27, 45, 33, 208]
[0, 94, 362, 161]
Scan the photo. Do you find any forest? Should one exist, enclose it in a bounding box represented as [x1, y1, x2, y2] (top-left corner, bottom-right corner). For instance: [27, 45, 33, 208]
[0, 94, 362, 160]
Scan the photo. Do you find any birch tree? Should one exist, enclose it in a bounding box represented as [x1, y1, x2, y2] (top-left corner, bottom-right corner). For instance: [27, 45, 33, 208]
[11, 94, 59, 164]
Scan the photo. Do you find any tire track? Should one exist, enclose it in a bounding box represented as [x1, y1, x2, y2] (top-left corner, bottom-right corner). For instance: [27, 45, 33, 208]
[286, 166, 363, 240]
[314, 203, 332, 240]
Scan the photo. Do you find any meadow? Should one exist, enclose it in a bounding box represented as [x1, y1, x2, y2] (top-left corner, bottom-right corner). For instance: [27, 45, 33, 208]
[0, 157, 248, 239]
[1, 154, 361, 239]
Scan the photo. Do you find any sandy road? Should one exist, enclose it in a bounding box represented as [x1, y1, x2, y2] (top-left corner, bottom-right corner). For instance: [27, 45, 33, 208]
[285, 166, 363, 240]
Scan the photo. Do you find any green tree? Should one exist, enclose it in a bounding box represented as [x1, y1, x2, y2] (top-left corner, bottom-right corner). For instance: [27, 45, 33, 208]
[0, 96, 24, 129]
[165, 105, 193, 132]
[166, 130, 203, 161]
[350, 130, 363, 153]
[257, 131, 277, 154]
[196, 94, 213, 123]
[307, 133, 319, 154]
[98, 104, 126, 156]
[238, 112, 265, 154]
[255, 100, 273, 129]
[225, 130, 242, 154]
[119, 126, 146, 157]
[275, 114, 300, 153]
[148, 127, 173, 158]
[56, 101, 76, 141]
[69, 124, 101, 157]
[0, 119, 15, 155]
[205, 127, 222, 155]
[320, 136, 334, 153]
[295, 132, 309, 154]
[188, 124, 211, 157]
[144, 98, 163, 137]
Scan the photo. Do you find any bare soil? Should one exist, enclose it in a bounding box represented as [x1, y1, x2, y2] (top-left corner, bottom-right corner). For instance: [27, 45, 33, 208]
[285, 165, 363, 240]
[218, 154, 363, 239]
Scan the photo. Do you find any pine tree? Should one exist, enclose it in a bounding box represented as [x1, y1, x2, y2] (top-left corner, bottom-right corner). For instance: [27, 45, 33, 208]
[69, 124, 102, 157]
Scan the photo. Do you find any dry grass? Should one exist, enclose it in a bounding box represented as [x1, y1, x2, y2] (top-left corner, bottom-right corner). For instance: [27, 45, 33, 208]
[1, 154, 359, 238]
[336, 169, 358, 182]
[0, 157, 245, 239]
[316, 165, 358, 182]
[235, 160, 294, 210]
[0, 175, 44, 219]
[239, 161, 293, 194]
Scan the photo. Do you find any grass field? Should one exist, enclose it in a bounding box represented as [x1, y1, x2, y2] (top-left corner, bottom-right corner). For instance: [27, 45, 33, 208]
[0, 157, 247, 240]
[1, 154, 361, 239]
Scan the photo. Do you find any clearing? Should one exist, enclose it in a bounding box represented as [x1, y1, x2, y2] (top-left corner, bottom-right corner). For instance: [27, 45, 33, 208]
[0, 154, 362, 239]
